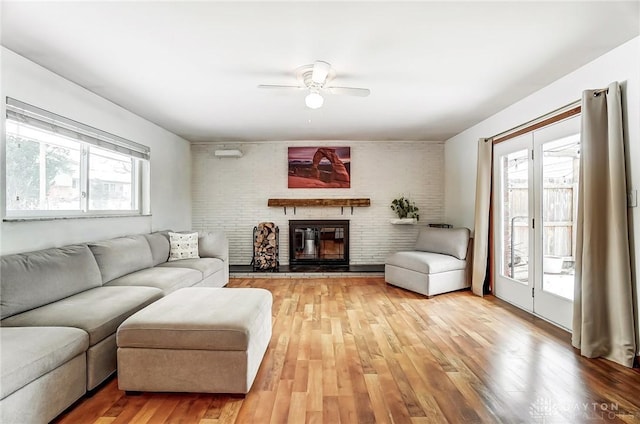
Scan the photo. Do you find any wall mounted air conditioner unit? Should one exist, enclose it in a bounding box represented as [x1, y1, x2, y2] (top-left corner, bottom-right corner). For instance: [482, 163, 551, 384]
[214, 149, 243, 158]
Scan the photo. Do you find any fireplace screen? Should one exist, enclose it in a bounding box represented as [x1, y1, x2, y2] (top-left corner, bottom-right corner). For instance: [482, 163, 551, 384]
[289, 220, 349, 266]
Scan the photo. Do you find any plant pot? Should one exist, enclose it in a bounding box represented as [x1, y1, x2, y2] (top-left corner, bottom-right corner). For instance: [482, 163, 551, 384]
[543, 256, 564, 274]
[390, 218, 417, 225]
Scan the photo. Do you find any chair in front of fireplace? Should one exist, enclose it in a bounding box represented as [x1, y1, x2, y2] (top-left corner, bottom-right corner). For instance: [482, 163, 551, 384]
[252, 222, 279, 271]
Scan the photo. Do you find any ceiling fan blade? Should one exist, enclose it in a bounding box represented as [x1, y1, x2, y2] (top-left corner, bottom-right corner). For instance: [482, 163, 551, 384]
[327, 87, 371, 97]
[257, 84, 305, 90]
[311, 61, 331, 84]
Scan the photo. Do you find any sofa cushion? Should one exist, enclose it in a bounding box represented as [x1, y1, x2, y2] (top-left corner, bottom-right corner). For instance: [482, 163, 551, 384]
[386, 251, 467, 274]
[1, 245, 102, 320]
[156, 258, 224, 278]
[89, 235, 154, 283]
[198, 231, 229, 261]
[0, 326, 89, 399]
[0, 287, 162, 346]
[144, 231, 171, 266]
[106, 267, 203, 294]
[414, 227, 470, 260]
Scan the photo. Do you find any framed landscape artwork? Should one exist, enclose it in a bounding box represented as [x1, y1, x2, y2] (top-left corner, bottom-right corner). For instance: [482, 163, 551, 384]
[288, 147, 351, 188]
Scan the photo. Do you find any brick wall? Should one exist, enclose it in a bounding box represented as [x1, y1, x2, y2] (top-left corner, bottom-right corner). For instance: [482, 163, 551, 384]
[192, 141, 444, 265]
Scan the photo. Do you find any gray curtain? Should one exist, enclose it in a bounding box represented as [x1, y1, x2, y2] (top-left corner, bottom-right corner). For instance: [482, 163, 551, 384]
[572, 81, 637, 368]
[471, 138, 492, 296]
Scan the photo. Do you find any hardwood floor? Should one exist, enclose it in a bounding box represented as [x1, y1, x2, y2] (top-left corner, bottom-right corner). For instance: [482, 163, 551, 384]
[54, 277, 640, 423]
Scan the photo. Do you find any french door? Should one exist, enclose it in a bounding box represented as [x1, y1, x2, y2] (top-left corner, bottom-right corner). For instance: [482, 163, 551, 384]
[493, 115, 580, 330]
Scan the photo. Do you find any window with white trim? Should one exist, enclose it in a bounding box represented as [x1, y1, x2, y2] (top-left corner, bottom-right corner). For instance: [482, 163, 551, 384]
[4, 98, 150, 218]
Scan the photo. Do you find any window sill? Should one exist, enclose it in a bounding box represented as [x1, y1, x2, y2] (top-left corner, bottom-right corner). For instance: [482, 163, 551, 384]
[3, 214, 152, 222]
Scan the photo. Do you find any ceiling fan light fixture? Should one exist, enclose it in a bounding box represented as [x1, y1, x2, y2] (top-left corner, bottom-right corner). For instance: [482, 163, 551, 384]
[305, 91, 324, 109]
[258, 61, 370, 108]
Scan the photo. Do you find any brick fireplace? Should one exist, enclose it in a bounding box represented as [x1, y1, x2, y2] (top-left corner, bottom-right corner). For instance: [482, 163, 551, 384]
[289, 220, 349, 267]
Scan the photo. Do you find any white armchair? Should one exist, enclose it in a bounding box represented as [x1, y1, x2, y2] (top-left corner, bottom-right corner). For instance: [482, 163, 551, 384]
[385, 227, 471, 297]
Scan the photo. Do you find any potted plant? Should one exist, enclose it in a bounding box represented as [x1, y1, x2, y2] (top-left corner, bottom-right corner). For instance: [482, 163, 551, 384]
[390, 196, 419, 224]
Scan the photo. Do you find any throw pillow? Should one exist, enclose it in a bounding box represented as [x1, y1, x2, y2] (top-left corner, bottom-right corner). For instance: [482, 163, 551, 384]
[168, 232, 200, 261]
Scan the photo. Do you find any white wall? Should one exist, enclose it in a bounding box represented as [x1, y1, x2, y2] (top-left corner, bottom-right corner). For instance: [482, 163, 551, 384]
[0, 48, 193, 255]
[192, 141, 444, 265]
[444, 36, 640, 352]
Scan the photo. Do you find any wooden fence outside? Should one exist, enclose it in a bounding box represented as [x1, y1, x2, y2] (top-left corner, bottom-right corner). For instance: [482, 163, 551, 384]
[503, 185, 575, 266]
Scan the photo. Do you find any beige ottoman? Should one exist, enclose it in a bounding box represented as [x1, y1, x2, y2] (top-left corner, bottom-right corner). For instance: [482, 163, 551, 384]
[116, 287, 272, 394]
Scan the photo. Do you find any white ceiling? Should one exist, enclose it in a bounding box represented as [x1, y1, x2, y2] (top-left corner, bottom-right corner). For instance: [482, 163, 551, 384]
[2, 1, 639, 143]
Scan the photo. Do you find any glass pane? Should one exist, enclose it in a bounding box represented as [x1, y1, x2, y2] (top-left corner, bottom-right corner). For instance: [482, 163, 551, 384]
[6, 121, 81, 211]
[501, 149, 529, 283]
[319, 227, 345, 259]
[89, 147, 134, 210]
[541, 135, 580, 300]
[294, 228, 318, 259]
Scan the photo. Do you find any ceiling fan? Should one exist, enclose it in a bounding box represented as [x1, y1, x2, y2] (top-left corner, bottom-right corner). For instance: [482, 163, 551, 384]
[258, 61, 370, 109]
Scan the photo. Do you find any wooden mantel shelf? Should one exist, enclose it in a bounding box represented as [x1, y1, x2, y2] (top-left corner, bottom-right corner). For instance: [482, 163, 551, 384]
[268, 198, 370, 215]
[268, 198, 370, 207]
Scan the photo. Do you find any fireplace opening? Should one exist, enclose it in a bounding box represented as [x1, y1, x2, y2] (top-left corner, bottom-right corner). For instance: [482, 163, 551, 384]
[289, 220, 349, 267]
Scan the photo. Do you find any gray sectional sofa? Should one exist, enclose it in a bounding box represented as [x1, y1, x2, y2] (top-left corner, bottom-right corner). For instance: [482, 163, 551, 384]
[0, 230, 228, 424]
